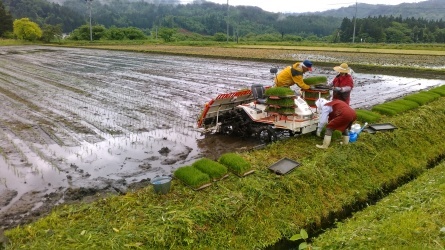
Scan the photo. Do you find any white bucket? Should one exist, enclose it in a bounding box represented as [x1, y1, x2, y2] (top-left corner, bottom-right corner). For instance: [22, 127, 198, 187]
[351, 123, 361, 133]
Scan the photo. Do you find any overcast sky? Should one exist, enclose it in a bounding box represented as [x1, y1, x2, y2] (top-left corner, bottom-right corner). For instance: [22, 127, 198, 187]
[186, 0, 428, 13]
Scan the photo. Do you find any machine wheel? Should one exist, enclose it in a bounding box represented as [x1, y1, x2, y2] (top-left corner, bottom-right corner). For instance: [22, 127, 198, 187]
[258, 127, 277, 144]
[221, 124, 234, 135]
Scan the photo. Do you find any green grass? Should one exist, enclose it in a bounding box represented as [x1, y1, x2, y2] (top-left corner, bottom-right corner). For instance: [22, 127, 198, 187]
[0, 39, 36, 46]
[173, 165, 211, 188]
[192, 158, 228, 180]
[218, 153, 252, 176]
[312, 161, 445, 249]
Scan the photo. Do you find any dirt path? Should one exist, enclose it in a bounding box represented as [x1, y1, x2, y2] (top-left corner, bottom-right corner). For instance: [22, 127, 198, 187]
[0, 45, 443, 229]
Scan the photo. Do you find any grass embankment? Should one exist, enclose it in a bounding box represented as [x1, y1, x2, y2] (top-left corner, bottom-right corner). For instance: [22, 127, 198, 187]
[313, 161, 445, 249]
[4, 87, 445, 249]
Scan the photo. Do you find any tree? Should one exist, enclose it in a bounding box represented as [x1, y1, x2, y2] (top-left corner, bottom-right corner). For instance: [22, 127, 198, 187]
[41, 24, 62, 42]
[385, 22, 412, 43]
[0, 1, 13, 37]
[68, 24, 106, 40]
[13, 18, 42, 41]
[158, 27, 176, 42]
[213, 32, 226, 41]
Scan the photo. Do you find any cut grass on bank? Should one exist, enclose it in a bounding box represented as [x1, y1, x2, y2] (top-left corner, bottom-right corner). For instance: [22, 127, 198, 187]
[312, 160, 445, 249]
[5, 95, 445, 249]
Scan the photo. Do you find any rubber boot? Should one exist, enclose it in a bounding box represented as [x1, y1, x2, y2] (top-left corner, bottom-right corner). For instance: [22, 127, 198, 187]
[342, 136, 350, 145]
[316, 135, 331, 149]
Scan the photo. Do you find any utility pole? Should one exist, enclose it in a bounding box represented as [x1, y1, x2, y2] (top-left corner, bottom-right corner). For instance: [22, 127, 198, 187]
[352, 0, 357, 43]
[85, 0, 93, 41]
[226, 0, 229, 43]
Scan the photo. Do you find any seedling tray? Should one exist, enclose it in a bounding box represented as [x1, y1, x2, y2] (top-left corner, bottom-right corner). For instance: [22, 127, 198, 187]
[314, 84, 332, 90]
[232, 169, 255, 178]
[368, 123, 398, 132]
[268, 157, 301, 175]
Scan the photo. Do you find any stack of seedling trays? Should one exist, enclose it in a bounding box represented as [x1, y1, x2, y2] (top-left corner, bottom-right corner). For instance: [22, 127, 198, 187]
[218, 153, 255, 177]
[302, 76, 330, 107]
[264, 87, 296, 115]
[174, 158, 229, 191]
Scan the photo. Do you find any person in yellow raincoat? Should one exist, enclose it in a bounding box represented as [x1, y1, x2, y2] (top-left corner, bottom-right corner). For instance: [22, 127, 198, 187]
[274, 60, 313, 90]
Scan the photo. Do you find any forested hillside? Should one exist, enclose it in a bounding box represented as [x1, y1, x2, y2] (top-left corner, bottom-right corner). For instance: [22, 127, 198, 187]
[317, 0, 445, 20]
[2, 0, 83, 32]
[1, 0, 445, 43]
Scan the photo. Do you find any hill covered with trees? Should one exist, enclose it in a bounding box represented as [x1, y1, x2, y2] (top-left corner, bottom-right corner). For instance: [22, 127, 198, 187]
[1, 0, 445, 43]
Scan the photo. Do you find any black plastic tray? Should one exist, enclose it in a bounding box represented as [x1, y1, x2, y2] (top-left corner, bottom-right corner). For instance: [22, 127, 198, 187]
[368, 123, 398, 132]
[268, 157, 301, 175]
[314, 84, 332, 90]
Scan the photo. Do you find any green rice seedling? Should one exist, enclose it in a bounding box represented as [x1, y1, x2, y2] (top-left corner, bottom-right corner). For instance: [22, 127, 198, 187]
[428, 85, 445, 96]
[265, 87, 295, 97]
[302, 90, 330, 107]
[192, 158, 228, 180]
[266, 98, 295, 107]
[355, 109, 381, 123]
[371, 105, 398, 116]
[374, 99, 419, 114]
[266, 106, 295, 114]
[404, 91, 440, 105]
[218, 153, 252, 176]
[303, 76, 328, 85]
[174, 165, 211, 188]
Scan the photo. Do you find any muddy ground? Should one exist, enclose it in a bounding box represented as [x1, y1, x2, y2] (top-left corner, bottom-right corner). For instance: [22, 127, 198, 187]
[0, 45, 443, 229]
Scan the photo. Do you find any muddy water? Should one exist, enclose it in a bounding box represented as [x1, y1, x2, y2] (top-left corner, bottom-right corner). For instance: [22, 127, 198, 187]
[0, 46, 443, 228]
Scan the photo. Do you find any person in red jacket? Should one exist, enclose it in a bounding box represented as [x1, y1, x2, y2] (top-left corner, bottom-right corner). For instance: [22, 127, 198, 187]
[315, 98, 357, 149]
[328, 63, 354, 105]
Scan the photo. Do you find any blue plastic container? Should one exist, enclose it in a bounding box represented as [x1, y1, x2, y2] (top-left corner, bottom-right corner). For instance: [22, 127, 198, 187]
[151, 176, 172, 194]
[349, 131, 358, 143]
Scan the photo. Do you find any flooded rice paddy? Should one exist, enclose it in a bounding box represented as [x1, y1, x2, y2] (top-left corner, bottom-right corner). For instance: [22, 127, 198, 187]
[0, 45, 443, 228]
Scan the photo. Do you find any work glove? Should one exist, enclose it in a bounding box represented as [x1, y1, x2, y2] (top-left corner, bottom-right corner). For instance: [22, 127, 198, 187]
[316, 128, 322, 137]
[333, 87, 342, 92]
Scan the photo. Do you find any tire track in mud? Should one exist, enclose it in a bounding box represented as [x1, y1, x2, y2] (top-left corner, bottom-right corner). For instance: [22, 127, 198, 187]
[0, 45, 443, 230]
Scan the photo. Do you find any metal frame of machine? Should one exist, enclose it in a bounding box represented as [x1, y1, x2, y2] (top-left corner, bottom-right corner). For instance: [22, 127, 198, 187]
[197, 84, 329, 143]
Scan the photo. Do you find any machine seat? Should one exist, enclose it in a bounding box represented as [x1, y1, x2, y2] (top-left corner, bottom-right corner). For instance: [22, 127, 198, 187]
[251, 84, 267, 104]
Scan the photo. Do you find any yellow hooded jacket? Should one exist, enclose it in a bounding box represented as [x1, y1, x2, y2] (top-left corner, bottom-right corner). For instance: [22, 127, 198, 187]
[274, 62, 310, 90]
